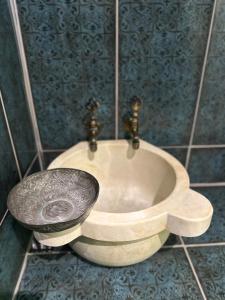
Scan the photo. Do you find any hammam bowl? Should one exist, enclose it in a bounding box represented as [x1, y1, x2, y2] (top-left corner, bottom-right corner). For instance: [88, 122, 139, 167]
[7, 169, 99, 233]
[34, 140, 213, 266]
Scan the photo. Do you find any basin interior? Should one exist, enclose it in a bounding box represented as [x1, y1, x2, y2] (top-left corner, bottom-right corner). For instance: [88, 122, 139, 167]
[50, 143, 176, 213]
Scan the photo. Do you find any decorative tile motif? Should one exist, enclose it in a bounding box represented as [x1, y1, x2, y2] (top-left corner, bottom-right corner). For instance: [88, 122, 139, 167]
[188, 148, 225, 183]
[183, 187, 225, 244]
[189, 246, 225, 300]
[17, 0, 115, 149]
[17, 249, 202, 299]
[120, 0, 213, 146]
[194, 1, 225, 144]
[0, 0, 36, 174]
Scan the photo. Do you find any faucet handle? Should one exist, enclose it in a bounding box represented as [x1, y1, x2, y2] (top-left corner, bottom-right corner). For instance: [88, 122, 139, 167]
[86, 98, 100, 113]
[131, 96, 142, 113]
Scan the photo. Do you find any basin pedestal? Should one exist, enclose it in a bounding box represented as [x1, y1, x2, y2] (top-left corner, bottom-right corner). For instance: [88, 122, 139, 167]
[70, 230, 169, 267]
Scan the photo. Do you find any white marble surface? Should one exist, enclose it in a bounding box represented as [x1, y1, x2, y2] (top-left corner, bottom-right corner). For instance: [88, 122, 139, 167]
[34, 139, 213, 266]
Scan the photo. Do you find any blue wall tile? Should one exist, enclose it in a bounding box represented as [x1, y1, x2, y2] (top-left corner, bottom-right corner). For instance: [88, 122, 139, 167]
[184, 187, 225, 244]
[17, 0, 115, 149]
[119, 0, 213, 146]
[0, 0, 36, 174]
[189, 246, 225, 300]
[163, 148, 187, 166]
[188, 148, 225, 183]
[0, 112, 19, 219]
[194, 1, 225, 145]
[16, 249, 202, 299]
[43, 151, 63, 169]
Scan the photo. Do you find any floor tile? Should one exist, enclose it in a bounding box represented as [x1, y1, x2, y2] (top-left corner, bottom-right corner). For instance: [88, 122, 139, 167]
[189, 246, 225, 300]
[17, 249, 202, 299]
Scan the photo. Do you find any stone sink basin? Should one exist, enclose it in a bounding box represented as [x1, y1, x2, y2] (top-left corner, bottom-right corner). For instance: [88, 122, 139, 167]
[34, 139, 213, 267]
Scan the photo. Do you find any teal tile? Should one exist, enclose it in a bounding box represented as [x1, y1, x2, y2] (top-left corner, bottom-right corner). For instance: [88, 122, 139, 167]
[43, 151, 63, 169]
[0, 0, 36, 174]
[0, 110, 19, 219]
[194, 1, 225, 145]
[17, 249, 201, 299]
[189, 246, 225, 300]
[17, 1, 115, 149]
[120, 0, 213, 146]
[163, 148, 187, 166]
[0, 215, 31, 300]
[188, 148, 225, 183]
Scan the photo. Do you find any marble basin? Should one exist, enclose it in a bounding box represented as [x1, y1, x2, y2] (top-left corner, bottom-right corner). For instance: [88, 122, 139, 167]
[34, 140, 213, 266]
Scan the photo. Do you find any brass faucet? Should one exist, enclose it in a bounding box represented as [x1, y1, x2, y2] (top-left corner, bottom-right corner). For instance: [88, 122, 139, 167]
[85, 98, 102, 152]
[125, 96, 142, 150]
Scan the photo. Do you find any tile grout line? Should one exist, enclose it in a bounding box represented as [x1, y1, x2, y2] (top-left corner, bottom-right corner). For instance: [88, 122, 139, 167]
[42, 144, 225, 153]
[8, 0, 44, 171]
[179, 236, 207, 300]
[28, 250, 73, 256]
[115, 0, 119, 139]
[0, 90, 22, 180]
[0, 210, 9, 227]
[190, 182, 225, 187]
[185, 0, 218, 170]
[23, 153, 38, 178]
[12, 235, 33, 300]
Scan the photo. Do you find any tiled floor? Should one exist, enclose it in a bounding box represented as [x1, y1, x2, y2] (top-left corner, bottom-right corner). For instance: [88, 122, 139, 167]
[16, 249, 202, 300]
[15, 187, 225, 299]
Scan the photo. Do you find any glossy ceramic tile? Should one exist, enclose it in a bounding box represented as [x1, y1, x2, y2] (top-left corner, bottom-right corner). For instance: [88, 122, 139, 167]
[189, 246, 225, 300]
[163, 148, 187, 166]
[17, 248, 202, 299]
[194, 1, 225, 145]
[43, 151, 63, 169]
[188, 148, 225, 183]
[0, 214, 31, 300]
[183, 187, 225, 244]
[119, 0, 213, 146]
[17, 0, 115, 149]
[0, 111, 20, 219]
[0, 0, 36, 174]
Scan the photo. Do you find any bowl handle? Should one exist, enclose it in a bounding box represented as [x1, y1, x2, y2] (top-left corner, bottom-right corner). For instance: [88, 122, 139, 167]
[34, 224, 82, 247]
[166, 189, 213, 237]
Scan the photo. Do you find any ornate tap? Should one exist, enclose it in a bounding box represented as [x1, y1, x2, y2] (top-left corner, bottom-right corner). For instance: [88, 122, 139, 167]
[125, 96, 142, 150]
[85, 98, 102, 152]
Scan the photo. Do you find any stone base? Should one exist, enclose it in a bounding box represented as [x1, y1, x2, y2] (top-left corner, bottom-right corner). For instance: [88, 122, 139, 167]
[70, 230, 170, 267]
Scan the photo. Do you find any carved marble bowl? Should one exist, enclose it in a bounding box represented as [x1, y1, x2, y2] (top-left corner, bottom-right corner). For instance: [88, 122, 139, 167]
[7, 169, 99, 233]
[34, 140, 213, 267]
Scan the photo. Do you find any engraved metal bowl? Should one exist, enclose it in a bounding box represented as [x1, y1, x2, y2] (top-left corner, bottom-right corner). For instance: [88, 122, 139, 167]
[7, 168, 99, 233]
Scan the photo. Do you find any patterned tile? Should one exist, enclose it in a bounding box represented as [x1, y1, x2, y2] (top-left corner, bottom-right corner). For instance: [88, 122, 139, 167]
[188, 148, 225, 183]
[194, 1, 225, 145]
[183, 187, 225, 244]
[17, 249, 202, 299]
[189, 246, 225, 300]
[17, 1, 115, 149]
[119, 0, 213, 146]
[0, 214, 31, 300]
[0, 0, 36, 174]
